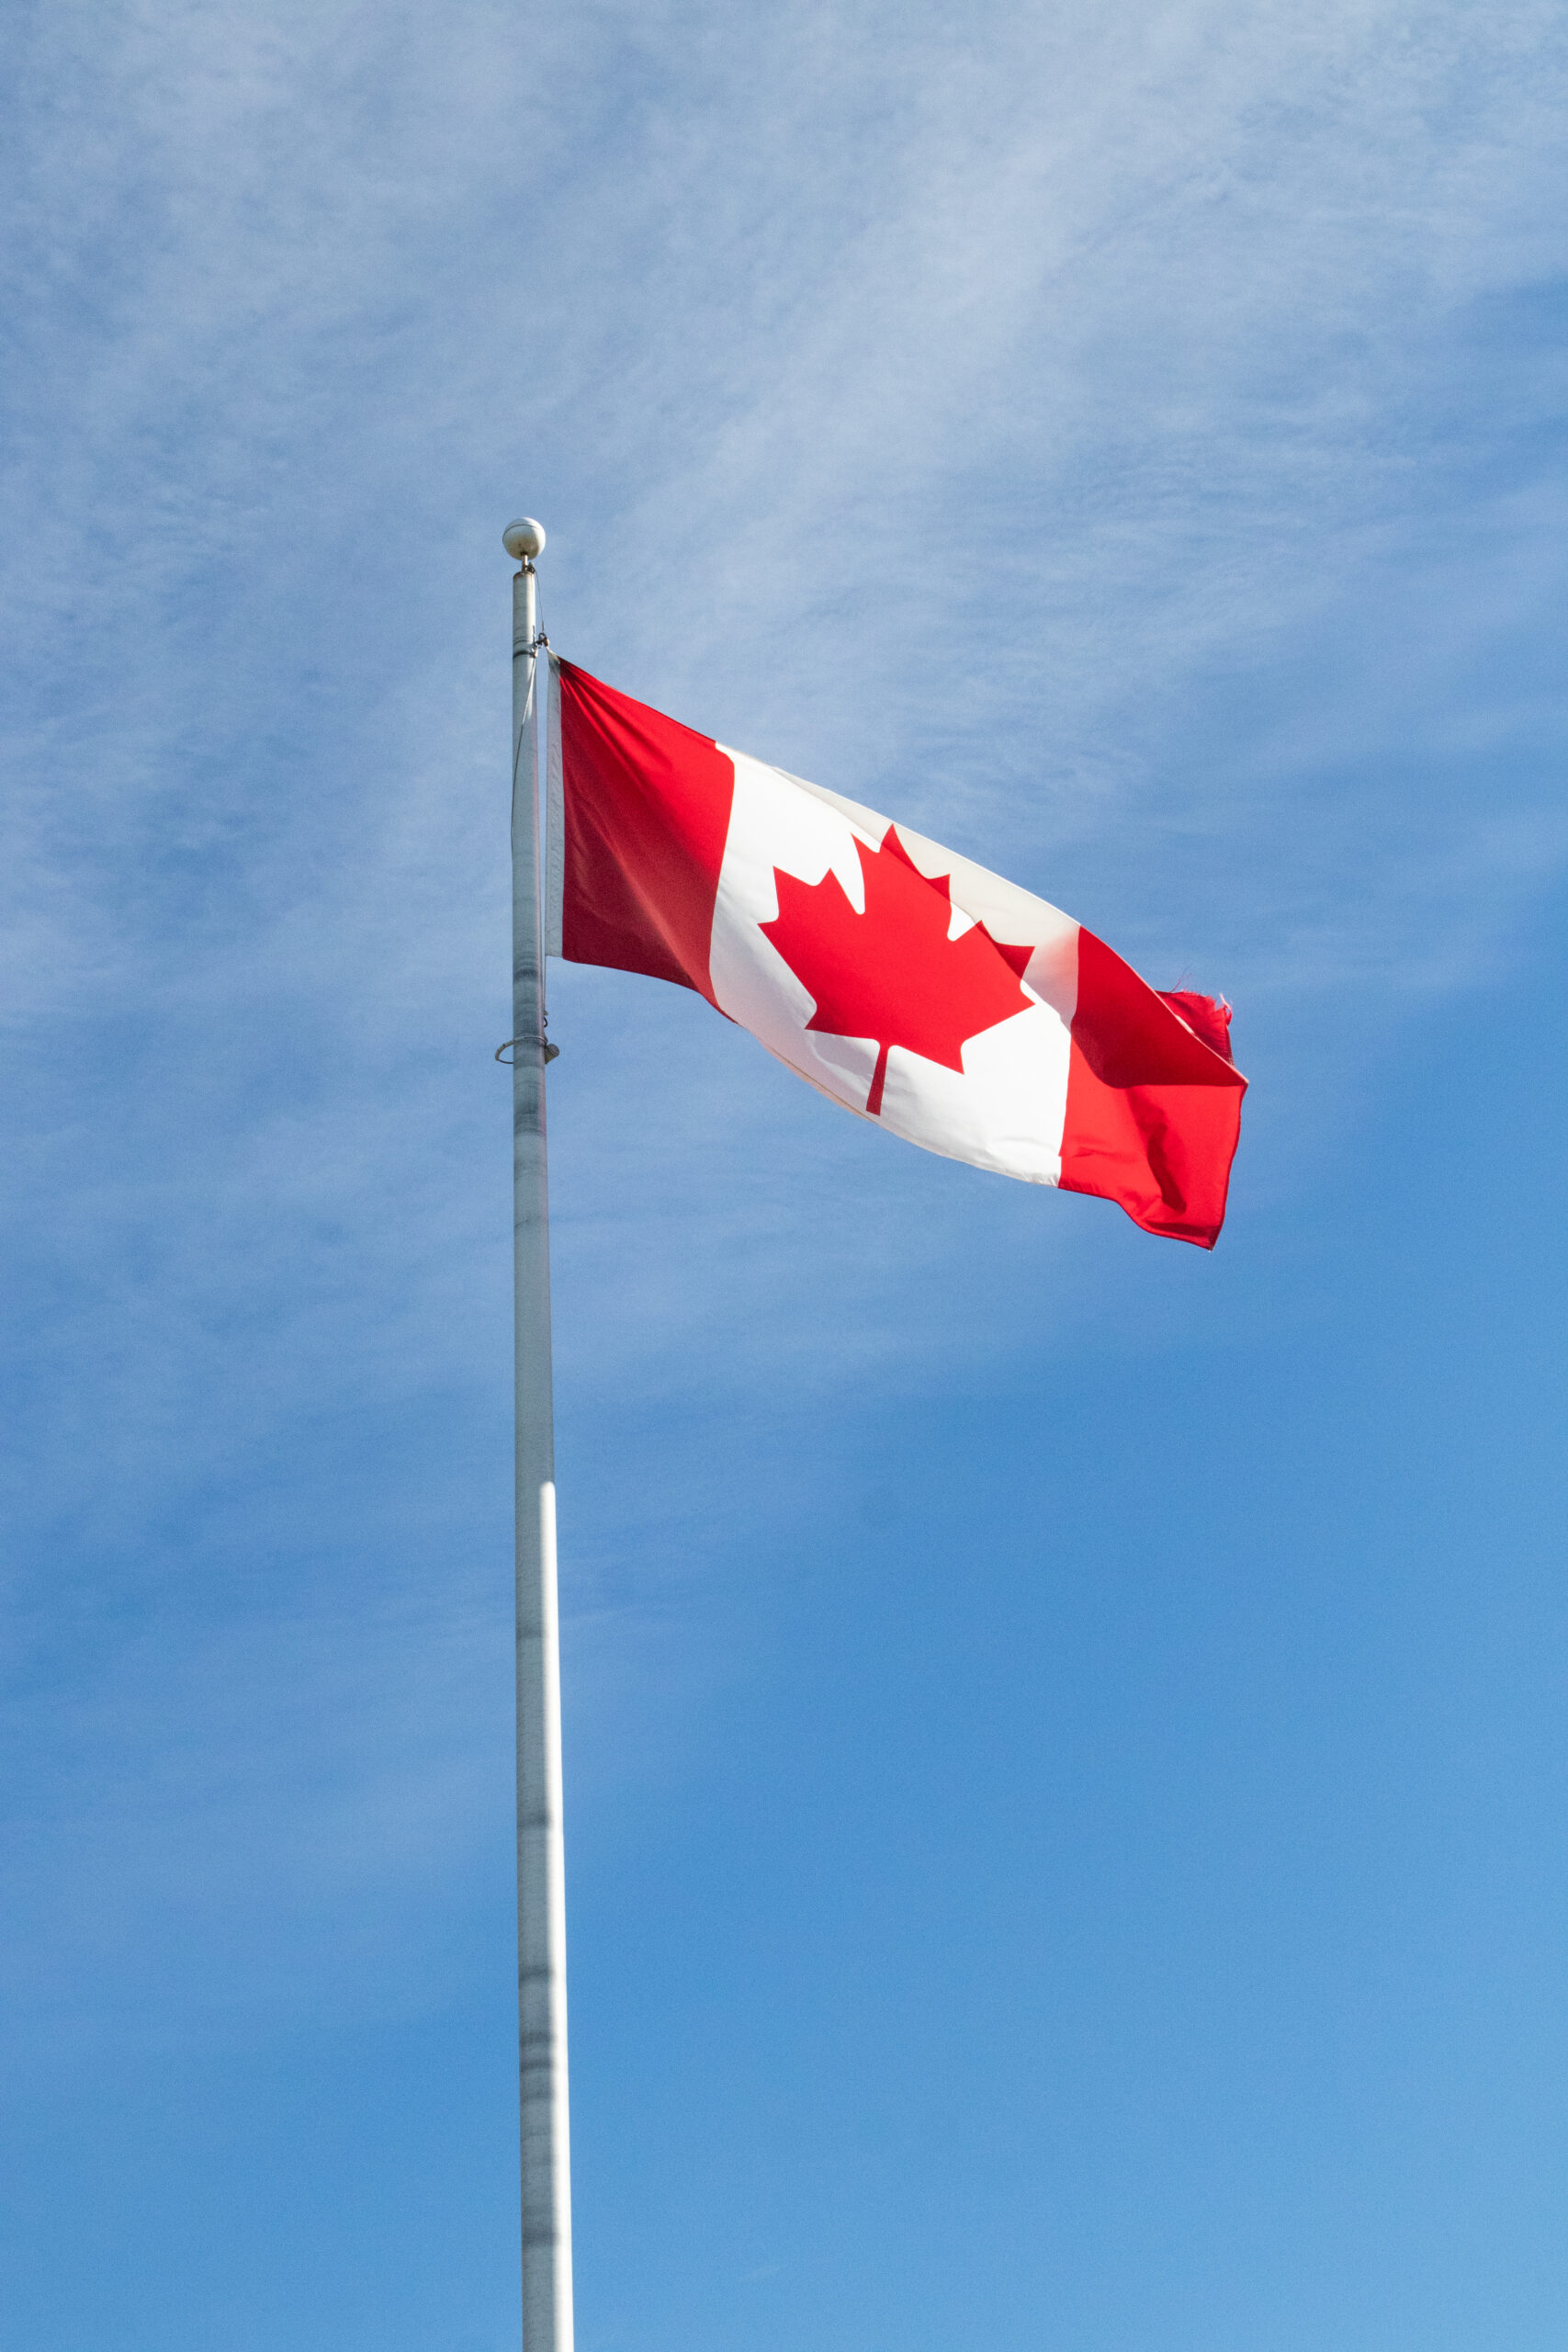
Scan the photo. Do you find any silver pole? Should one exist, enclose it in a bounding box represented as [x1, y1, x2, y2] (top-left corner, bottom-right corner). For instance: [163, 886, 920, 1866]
[502, 515, 573, 2352]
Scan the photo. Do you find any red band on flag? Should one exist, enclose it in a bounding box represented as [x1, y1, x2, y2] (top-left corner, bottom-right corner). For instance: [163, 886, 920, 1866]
[557, 660, 733, 1003]
[1060, 930, 1246, 1249]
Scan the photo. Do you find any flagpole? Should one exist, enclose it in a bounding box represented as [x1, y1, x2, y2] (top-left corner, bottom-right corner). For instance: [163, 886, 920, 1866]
[503, 514, 573, 2352]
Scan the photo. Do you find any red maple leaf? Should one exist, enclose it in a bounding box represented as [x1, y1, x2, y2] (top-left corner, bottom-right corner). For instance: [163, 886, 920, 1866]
[759, 826, 1034, 1115]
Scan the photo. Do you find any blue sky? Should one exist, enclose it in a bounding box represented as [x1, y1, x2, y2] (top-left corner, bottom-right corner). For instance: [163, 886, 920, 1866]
[3, 2, 1566, 2346]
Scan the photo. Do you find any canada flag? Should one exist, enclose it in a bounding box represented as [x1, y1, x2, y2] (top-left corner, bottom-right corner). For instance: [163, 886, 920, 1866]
[546, 658, 1246, 1248]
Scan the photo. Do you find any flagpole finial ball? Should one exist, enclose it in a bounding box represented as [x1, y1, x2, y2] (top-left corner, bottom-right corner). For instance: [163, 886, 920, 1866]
[502, 517, 546, 562]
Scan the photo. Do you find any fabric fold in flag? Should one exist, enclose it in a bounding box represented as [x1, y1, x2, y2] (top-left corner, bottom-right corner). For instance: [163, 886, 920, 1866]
[547, 655, 1246, 1248]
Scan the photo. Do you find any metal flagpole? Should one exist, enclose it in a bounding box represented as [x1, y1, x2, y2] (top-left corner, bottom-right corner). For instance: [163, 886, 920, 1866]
[502, 514, 573, 2352]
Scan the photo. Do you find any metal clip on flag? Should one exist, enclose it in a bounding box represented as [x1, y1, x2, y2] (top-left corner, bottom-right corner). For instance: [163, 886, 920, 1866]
[501, 514, 1247, 2351]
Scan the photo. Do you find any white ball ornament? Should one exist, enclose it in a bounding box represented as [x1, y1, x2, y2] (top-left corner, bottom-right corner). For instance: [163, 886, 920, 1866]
[502, 517, 547, 561]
